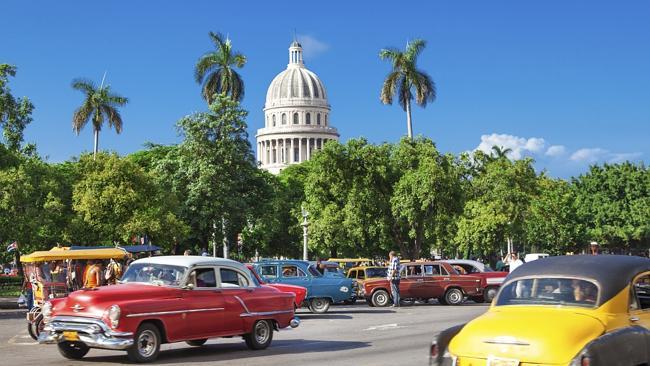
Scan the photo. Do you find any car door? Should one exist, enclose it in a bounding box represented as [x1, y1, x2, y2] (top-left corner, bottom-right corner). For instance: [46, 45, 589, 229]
[182, 266, 224, 338]
[422, 264, 445, 298]
[218, 267, 253, 334]
[630, 272, 650, 329]
[402, 265, 425, 298]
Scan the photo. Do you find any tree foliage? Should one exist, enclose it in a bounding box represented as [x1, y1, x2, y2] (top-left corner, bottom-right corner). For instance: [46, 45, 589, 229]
[0, 64, 34, 152]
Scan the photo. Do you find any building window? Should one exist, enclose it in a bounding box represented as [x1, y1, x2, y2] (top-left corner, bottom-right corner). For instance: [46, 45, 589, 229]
[317, 113, 321, 125]
[294, 148, 299, 162]
[272, 115, 276, 127]
[306, 113, 311, 125]
[281, 113, 286, 125]
[324, 114, 328, 126]
[272, 149, 276, 163]
[293, 113, 299, 124]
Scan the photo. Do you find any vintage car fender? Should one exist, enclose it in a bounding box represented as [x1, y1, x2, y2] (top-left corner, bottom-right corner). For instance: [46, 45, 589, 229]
[430, 323, 466, 366]
[569, 325, 650, 366]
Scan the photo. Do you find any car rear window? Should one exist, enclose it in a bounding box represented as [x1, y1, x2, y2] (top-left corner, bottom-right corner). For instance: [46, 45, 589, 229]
[496, 277, 599, 308]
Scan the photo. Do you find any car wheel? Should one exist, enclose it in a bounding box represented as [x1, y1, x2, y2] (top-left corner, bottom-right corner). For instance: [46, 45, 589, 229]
[444, 288, 464, 306]
[484, 287, 498, 303]
[371, 289, 391, 307]
[244, 320, 274, 350]
[57, 341, 90, 360]
[27, 316, 44, 341]
[309, 298, 331, 313]
[127, 323, 161, 363]
[186, 338, 208, 347]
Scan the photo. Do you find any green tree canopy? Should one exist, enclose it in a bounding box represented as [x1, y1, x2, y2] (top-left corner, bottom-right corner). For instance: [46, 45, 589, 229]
[0, 64, 34, 152]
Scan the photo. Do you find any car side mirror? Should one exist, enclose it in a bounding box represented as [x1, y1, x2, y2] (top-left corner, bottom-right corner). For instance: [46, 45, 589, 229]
[182, 283, 194, 290]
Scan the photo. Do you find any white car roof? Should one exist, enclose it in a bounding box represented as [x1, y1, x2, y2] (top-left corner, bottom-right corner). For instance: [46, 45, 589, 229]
[440, 259, 487, 272]
[132, 255, 248, 272]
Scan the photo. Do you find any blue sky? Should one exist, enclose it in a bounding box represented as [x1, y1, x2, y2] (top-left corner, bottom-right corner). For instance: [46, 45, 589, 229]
[2, 0, 649, 177]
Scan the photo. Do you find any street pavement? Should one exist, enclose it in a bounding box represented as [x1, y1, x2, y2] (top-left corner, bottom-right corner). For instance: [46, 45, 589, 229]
[0, 301, 488, 366]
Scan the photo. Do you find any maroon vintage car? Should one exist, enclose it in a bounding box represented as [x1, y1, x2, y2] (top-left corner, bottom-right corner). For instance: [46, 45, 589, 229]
[441, 259, 508, 303]
[38, 256, 300, 363]
[361, 261, 483, 306]
[245, 264, 307, 309]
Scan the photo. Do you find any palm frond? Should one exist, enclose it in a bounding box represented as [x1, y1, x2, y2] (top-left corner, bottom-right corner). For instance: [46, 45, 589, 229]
[380, 71, 401, 105]
[232, 52, 247, 68]
[405, 39, 426, 62]
[71, 78, 96, 94]
[195, 52, 220, 83]
[102, 105, 123, 134]
[203, 71, 222, 104]
[413, 71, 436, 107]
[397, 77, 412, 112]
[230, 70, 245, 101]
[208, 31, 226, 49]
[72, 99, 93, 134]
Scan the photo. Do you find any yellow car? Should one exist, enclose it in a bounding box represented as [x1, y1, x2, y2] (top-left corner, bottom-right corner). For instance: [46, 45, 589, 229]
[430, 255, 650, 366]
[327, 258, 375, 275]
[347, 266, 388, 298]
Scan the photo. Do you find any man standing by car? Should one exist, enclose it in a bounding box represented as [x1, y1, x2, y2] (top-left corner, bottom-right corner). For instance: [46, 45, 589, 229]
[387, 251, 401, 307]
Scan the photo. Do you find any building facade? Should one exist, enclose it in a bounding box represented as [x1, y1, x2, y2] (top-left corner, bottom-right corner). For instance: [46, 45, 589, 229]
[256, 41, 339, 174]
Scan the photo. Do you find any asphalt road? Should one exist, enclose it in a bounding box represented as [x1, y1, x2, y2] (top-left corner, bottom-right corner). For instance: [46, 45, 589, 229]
[0, 301, 488, 366]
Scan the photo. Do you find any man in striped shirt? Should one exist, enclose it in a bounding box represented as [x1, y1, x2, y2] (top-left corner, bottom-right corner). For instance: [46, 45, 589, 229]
[387, 251, 401, 307]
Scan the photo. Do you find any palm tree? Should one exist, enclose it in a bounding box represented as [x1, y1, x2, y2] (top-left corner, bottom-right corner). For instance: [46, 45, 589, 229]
[380, 39, 436, 139]
[195, 32, 247, 104]
[71, 78, 128, 159]
[490, 145, 513, 160]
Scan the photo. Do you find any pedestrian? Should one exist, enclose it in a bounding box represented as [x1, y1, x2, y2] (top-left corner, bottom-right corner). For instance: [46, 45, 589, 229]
[183, 249, 192, 256]
[83, 260, 101, 288]
[21, 275, 33, 310]
[386, 251, 401, 307]
[507, 252, 524, 273]
[495, 256, 505, 271]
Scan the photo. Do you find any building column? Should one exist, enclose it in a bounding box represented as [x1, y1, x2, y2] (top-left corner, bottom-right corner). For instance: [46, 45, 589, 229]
[291, 138, 295, 163]
[298, 138, 303, 162]
[307, 138, 311, 160]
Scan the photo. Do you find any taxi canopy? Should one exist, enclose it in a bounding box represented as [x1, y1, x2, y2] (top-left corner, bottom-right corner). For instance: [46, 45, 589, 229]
[21, 248, 128, 263]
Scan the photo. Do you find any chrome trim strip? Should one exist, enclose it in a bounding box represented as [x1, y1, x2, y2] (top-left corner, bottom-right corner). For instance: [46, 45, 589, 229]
[483, 339, 530, 346]
[234, 296, 251, 313]
[126, 307, 224, 318]
[47, 316, 133, 337]
[240, 309, 293, 318]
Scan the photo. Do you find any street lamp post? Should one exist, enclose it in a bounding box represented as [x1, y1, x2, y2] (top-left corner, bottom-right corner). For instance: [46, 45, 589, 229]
[301, 207, 309, 261]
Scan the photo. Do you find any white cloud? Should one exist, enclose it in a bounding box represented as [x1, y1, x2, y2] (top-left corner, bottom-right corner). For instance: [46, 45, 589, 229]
[570, 148, 608, 163]
[296, 34, 329, 59]
[545, 145, 567, 157]
[475, 133, 546, 160]
[570, 149, 642, 164]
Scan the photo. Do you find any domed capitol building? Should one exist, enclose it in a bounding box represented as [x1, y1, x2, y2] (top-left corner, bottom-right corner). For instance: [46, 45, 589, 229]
[256, 41, 339, 174]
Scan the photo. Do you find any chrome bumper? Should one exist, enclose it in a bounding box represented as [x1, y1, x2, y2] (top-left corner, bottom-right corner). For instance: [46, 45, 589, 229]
[38, 316, 134, 350]
[289, 317, 300, 328]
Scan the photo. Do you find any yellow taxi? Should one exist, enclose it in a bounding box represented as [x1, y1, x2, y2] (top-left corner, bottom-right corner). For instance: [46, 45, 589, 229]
[430, 255, 650, 366]
[347, 266, 388, 297]
[327, 258, 375, 275]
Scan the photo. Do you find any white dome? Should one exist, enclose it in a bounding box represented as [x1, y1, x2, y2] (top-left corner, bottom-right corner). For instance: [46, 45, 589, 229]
[265, 67, 328, 108]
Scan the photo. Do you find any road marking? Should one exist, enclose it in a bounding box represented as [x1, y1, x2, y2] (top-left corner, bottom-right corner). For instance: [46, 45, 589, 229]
[363, 323, 405, 331]
[8, 334, 38, 346]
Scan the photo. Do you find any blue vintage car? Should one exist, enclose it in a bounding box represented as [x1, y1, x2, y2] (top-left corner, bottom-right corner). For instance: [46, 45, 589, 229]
[253, 260, 357, 313]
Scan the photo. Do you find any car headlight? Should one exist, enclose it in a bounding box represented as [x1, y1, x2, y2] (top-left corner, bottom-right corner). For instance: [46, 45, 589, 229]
[42, 301, 53, 322]
[107, 305, 121, 329]
[340, 286, 349, 293]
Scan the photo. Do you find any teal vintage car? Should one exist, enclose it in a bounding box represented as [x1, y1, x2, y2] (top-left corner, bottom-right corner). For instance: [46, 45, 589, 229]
[253, 260, 357, 313]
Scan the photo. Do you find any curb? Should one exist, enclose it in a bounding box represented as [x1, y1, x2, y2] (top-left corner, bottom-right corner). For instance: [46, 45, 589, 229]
[0, 310, 27, 319]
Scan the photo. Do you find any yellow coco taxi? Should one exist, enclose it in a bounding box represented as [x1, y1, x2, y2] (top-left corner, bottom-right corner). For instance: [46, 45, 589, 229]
[430, 255, 650, 366]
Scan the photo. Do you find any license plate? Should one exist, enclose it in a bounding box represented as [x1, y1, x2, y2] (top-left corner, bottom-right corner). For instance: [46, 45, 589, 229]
[62, 331, 79, 341]
[487, 356, 519, 366]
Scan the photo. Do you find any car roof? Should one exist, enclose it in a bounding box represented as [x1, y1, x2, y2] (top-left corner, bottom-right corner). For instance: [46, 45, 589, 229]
[132, 255, 248, 272]
[508, 255, 650, 304]
[254, 259, 309, 266]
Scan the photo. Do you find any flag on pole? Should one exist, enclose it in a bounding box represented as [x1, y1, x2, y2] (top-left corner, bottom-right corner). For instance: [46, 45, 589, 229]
[6, 241, 17, 252]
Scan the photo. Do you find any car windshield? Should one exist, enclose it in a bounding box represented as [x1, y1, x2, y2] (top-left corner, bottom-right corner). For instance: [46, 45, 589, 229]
[482, 265, 494, 272]
[496, 277, 599, 308]
[120, 263, 187, 286]
[366, 268, 387, 278]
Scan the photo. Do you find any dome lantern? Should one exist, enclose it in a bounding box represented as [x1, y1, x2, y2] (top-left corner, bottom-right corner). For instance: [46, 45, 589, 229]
[289, 41, 304, 67]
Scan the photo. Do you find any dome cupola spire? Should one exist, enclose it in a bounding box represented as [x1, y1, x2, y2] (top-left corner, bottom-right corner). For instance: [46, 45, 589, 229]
[288, 40, 304, 67]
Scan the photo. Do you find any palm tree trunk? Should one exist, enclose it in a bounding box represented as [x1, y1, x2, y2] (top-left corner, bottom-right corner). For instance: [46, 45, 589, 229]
[406, 98, 413, 139]
[93, 129, 99, 160]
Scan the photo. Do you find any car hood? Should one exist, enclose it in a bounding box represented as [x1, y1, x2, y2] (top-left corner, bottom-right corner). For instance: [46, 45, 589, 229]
[449, 307, 605, 364]
[52, 284, 181, 318]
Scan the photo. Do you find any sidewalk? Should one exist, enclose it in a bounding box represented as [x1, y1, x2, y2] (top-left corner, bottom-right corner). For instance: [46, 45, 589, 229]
[0, 308, 26, 319]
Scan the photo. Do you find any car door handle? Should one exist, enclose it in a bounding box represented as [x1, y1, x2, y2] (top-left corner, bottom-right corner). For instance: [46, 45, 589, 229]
[443, 278, 451, 281]
[630, 316, 640, 322]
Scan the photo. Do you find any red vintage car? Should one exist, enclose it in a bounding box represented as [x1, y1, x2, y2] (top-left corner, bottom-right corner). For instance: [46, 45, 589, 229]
[245, 264, 307, 309]
[361, 261, 483, 306]
[441, 259, 508, 303]
[38, 256, 300, 363]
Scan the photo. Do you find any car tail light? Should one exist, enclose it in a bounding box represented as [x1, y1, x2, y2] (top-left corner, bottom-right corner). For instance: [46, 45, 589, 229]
[430, 342, 438, 358]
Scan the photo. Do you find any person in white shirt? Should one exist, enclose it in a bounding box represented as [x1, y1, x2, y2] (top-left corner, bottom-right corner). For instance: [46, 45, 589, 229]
[508, 252, 524, 273]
